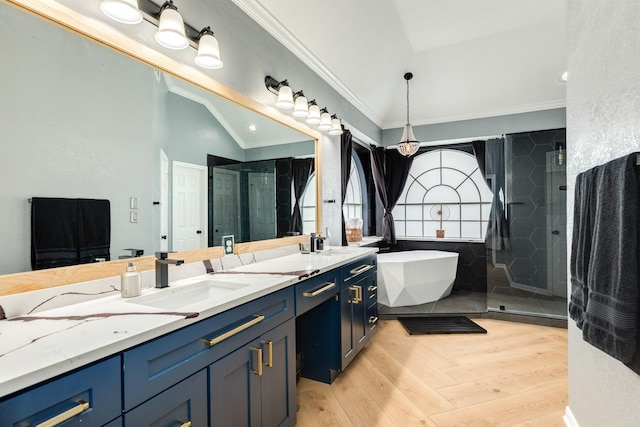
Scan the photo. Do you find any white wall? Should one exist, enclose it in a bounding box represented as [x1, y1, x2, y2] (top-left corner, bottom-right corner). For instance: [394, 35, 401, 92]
[566, 0, 640, 425]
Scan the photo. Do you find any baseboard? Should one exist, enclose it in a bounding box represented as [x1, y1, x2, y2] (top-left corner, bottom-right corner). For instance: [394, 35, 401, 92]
[564, 406, 579, 427]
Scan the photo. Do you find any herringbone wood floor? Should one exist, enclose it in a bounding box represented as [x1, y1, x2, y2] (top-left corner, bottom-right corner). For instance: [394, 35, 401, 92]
[295, 318, 567, 427]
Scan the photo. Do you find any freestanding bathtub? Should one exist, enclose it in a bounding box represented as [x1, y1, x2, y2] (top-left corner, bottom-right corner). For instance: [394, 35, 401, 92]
[377, 250, 459, 307]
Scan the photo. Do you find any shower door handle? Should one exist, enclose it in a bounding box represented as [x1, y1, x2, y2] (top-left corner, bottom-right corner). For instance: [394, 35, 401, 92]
[551, 230, 560, 235]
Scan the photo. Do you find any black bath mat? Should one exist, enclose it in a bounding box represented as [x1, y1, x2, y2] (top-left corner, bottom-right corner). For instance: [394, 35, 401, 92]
[398, 316, 487, 335]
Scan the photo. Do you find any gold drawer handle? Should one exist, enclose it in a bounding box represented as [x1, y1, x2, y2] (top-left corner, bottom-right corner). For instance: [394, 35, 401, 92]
[204, 315, 265, 347]
[35, 400, 89, 427]
[368, 285, 377, 292]
[262, 340, 273, 368]
[349, 264, 373, 276]
[179, 421, 192, 427]
[252, 347, 263, 376]
[303, 282, 336, 297]
[369, 316, 379, 324]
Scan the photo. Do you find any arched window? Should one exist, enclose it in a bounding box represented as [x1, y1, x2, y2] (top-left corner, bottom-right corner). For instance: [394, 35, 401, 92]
[301, 173, 316, 235]
[393, 149, 492, 240]
[343, 158, 363, 221]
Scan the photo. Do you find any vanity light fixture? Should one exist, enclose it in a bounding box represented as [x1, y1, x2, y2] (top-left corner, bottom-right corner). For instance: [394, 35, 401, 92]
[318, 108, 332, 131]
[265, 76, 295, 109]
[100, 0, 143, 24]
[194, 27, 223, 69]
[155, 1, 189, 50]
[306, 100, 321, 125]
[292, 91, 309, 118]
[397, 72, 420, 157]
[329, 114, 343, 135]
[100, 0, 224, 70]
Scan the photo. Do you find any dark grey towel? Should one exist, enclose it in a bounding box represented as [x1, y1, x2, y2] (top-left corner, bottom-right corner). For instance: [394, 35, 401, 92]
[570, 153, 640, 364]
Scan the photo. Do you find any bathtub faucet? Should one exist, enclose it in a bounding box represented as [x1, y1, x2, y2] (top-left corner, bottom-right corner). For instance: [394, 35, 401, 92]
[155, 252, 184, 288]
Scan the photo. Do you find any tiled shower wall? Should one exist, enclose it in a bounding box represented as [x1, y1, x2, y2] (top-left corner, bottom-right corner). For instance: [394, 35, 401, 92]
[504, 128, 566, 291]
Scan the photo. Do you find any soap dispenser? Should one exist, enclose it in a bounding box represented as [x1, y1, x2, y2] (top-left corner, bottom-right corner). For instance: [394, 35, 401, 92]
[121, 261, 141, 298]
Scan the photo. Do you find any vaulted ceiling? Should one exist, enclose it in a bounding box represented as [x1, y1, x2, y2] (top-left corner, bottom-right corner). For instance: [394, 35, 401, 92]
[233, 0, 567, 130]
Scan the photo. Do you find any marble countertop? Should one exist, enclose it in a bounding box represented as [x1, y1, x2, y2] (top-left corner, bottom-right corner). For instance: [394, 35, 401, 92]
[0, 246, 377, 398]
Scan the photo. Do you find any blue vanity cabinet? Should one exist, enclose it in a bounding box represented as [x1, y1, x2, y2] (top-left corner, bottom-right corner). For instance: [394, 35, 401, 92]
[124, 370, 208, 427]
[340, 254, 377, 370]
[0, 355, 121, 427]
[209, 318, 296, 427]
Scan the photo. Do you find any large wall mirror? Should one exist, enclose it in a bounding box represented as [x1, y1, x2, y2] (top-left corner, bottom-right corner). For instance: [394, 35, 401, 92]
[0, 1, 319, 275]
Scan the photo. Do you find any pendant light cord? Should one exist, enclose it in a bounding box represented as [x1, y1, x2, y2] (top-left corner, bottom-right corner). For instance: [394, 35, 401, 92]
[404, 72, 413, 125]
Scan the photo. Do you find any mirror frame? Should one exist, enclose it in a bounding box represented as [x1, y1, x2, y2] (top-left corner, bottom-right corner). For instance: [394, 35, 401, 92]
[0, 0, 323, 296]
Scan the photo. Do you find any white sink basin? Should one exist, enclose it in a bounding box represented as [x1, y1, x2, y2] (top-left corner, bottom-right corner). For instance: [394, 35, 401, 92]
[127, 279, 251, 310]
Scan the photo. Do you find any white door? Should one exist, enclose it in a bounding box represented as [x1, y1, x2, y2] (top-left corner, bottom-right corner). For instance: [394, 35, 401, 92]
[212, 168, 241, 245]
[248, 172, 276, 241]
[160, 150, 169, 252]
[172, 161, 207, 251]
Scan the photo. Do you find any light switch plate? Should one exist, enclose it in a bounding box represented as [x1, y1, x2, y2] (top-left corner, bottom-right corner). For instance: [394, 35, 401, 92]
[130, 197, 138, 209]
[222, 235, 234, 256]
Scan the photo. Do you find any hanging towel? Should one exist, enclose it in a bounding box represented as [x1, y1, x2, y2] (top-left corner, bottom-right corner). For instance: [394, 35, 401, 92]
[569, 153, 640, 364]
[31, 197, 80, 270]
[78, 199, 111, 264]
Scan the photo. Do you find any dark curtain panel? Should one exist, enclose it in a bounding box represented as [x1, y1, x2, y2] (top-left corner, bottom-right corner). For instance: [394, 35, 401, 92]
[289, 158, 315, 234]
[472, 138, 510, 250]
[340, 129, 353, 246]
[370, 146, 414, 244]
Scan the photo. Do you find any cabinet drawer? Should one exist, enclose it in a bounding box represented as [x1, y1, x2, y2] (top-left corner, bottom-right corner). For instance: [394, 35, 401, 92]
[123, 287, 294, 410]
[341, 254, 377, 289]
[295, 270, 339, 315]
[124, 370, 207, 427]
[0, 356, 121, 427]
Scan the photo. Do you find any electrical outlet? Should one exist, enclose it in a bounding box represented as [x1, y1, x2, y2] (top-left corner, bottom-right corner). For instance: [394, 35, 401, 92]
[222, 235, 234, 256]
[130, 211, 138, 223]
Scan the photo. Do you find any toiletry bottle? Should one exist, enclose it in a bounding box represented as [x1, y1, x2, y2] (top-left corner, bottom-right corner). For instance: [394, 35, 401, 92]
[121, 261, 141, 298]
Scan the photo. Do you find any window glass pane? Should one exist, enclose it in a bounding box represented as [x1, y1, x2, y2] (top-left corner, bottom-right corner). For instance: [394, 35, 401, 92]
[405, 221, 423, 237]
[406, 205, 422, 221]
[415, 169, 441, 190]
[461, 203, 482, 221]
[441, 150, 477, 173]
[405, 181, 426, 204]
[461, 221, 483, 239]
[458, 179, 481, 203]
[392, 205, 405, 220]
[424, 221, 440, 237]
[425, 185, 459, 204]
[441, 168, 465, 188]
[395, 221, 406, 236]
[413, 151, 441, 173]
[441, 221, 460, 238]
[471, 169, 493, 201]
[482, 203, 492, 218]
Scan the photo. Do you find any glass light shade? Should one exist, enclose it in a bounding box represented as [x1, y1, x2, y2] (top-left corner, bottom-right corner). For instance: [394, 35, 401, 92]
[155, 8, 189, 50]
[275, 85, 294, 109]
[397, 124, 420, 156]
[306, 104, 321, 124]
[195, 33, 223, 69]
[292, 94, 309, 117]
[318, 111, 332, 130]
[329, 117, 343, 135]
[100, 0, 143, 24]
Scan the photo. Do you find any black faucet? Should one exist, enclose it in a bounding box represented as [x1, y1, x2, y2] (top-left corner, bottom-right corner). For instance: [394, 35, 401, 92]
[155, 252, 184, 288]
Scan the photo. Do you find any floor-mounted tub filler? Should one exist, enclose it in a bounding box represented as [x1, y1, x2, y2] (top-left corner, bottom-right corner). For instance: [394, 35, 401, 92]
[377, 250, 459, 307]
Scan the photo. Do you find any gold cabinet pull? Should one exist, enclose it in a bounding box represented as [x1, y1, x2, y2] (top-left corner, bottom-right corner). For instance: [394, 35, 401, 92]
[369, 316, 379, 324]
[303, 282, 336, 297]
[367, 285, 377, 292]
[252, 347, 263, 376]
[35, 400, 89, 427]
[204, 315, 265, 347]
[349, 264, 373, 276]
[179, 421, 192, 427]
[262, 340, 273, 368]
[349, 285, 362, 304]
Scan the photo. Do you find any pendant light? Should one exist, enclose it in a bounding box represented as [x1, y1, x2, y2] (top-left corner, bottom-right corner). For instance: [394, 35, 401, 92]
[397, 72, 420, 157]
[100, 0, 143, 24]
[155, 1, 189, 50]
[195, 27, 223, 69]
